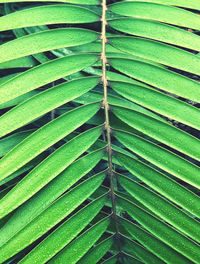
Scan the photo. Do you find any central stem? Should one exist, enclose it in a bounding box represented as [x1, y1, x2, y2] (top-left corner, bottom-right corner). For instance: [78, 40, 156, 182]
[101, 0, 122, 259]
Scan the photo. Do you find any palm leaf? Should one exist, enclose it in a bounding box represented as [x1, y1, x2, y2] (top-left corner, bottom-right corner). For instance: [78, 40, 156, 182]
[0, 0, 200, 263]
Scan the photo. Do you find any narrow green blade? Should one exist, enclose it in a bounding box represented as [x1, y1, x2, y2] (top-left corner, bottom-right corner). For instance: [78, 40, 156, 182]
[0, 28, 99, 63]
[0, 102, 101, 181]
[19, 195, 108, 264]
[0, 56, 37, 69]
[0, 154, 46, 187]
[109, 37, 200, 75]
[0, 125, 102, 219]
[113, 128, 200, 188]
[110, 81, 200, 130]
[78, 236, 113, 264]
[0, 0, 99, 4]
[118, 196, 199, 263]
[109, 58, 200, 102]
[0, 90, 39, 110]
[0, 53, 98, 105]
[110, 2, 200, 30]
[0, 130, 34, 157]
[118, 174, 200, 244]
[0, 148, 104, 247]
[0, 77, 99, 135]
[122, 237, 165, 264]
[112, 106, 200, 163]
[123, 0, 200, 10]
[49, 217, 110, 264]
[115, 150, 200, 218]
[0, 172, 106, 263]
[109, 18, 200, 51]
[119, 216, 192, 264]
[0, 5, 99, 31]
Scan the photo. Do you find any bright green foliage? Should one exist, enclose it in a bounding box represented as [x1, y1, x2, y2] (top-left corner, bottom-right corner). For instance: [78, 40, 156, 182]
[109, 37, 200, 75]
[0, 54, 99, 104]
[0, 173, 107, 262]
[110, 2, 200, 29]
[110, 81, 200, 129]
[0, 77, 100, 134]
[109, 58, 200, 101]
[18, 195, 108, 263]
[0, 0, 200, 263]
[77, 236, 113, 264]
[109, 19, 200, 51]
[0, 29, 99, 62]
[0, 5, 100, 31]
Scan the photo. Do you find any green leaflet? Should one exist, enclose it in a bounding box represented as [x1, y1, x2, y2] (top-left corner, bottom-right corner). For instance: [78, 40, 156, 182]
[115, 151, 200, 218]
[118, 197, 198, 263]
[19, 195, 108, 264]
[0, 77, 99, 135]
[119, 216, 192, 264]
[0, 90, 39, 110]
[109, 18, 200, 51]
[112, 106, 200, 163]
[0, 125, 103, 219]
[0, 102, 101, 181]
[123, 0, 200, 9]
[110, 81, 200, 130]
[0, 173, 106, 263]
[0, 0, 99, 3]
[0, 188, 15, 229]
[0, 28, 99, 63]
[68, 0, 99, 3]
[0, 186, 13, 200]
[0, 153, 46, 187]
[75, 90, 164, 122]
[108, 37, 200, 75]
[0, 53, 99, 105]
[48, 217, 110, 264]
[109, 58, 200, 102]
[117, 175, 200, 245]
[106, 50, 164, 68]
[0, 130, 34, 157]
[110, 2, 200, 30]
[0, 73, 19, 85]
[0, 5, 99, 32]
[114, 128, 200, 188]
[0, 56, 37, 69]
[78, 236, 113, 264]
[122, 237, 165, 264]
[0, 148, 104, 247]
